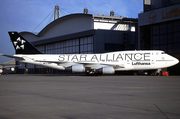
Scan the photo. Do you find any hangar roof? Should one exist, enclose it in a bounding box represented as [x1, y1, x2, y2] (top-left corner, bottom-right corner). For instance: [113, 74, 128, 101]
[20, 13, 137, 42]
[20, 13, 92, 37]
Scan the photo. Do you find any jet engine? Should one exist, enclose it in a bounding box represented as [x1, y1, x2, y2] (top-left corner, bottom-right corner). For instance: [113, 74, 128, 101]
[11, 67, 15, 71]
[97, 66, 115, 74]
[72, 64, 85, 73]
[0, 69, 2, 73]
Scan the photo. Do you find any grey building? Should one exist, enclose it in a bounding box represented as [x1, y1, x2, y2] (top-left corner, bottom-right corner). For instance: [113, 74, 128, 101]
[17, 13, 138, 74]
[138, 0, 180, 74]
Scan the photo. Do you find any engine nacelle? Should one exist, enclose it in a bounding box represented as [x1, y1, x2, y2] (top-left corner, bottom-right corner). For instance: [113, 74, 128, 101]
[102, 66, 115, 74]
[72, 64, 85, 73]
[0, 69, 3, 73]
[11, 67, 15, 71]
[97, 66, 115, 74]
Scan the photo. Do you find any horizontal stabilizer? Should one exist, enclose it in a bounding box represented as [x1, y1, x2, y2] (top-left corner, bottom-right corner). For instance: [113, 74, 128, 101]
[0, 54, 24, 60]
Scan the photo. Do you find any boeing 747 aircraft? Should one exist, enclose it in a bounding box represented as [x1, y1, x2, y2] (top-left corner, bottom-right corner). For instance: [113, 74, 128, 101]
[1, 32, 179, 75]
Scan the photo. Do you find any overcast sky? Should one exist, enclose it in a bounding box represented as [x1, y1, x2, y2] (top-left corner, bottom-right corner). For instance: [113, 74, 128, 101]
[0, 0, 143, 63]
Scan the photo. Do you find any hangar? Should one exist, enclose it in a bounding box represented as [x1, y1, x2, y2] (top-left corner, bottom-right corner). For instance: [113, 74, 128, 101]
[17, 10, 138, 74]
[138, 0, 180, 75]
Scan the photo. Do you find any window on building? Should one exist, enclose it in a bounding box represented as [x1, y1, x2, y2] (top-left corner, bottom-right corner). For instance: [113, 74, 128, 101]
[152, 25, 159, 35]
[168, 34, 173, 44]
[105, 43, 124, 51]
[144, 0, 151, 5]
[168, 23, 173, 33]
[152, 36, 159, 45]
[160, 34, 167, 44]
[160, 24, 167, 34]
[80, 36, 93, 54]
[174, 21, 180, 32]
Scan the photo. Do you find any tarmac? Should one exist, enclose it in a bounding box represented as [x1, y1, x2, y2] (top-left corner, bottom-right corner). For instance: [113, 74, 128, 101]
[0, 74, 180, 119]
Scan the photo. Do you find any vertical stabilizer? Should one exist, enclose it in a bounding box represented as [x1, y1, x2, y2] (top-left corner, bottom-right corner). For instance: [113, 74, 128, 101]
[8, 32, 42, 54]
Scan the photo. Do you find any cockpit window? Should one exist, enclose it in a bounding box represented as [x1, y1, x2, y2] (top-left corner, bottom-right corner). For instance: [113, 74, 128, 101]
[161, 52, 166, 54]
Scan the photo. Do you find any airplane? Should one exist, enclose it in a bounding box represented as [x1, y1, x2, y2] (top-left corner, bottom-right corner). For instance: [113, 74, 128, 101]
[0, 32, 179, 75]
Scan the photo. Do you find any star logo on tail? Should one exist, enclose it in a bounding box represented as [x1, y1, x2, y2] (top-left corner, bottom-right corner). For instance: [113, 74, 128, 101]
[13, 37, 26, 50]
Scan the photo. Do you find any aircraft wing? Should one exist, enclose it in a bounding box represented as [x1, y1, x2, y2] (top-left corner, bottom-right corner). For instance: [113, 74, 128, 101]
[36, 60, 77, 68]
[36, 60, 125, 69]
[100, 63, 125, 68]
[36, 60, 63, 64]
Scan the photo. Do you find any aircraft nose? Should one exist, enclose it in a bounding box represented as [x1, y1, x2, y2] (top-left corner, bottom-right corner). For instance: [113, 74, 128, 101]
[174, 58, 179, 65]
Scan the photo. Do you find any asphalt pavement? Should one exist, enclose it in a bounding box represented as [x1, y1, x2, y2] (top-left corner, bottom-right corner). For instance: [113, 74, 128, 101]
[0, 74, 180, 119]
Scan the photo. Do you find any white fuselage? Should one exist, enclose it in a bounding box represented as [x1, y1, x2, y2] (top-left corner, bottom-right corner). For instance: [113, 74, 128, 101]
[14, 50, 179, 72]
